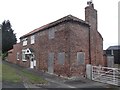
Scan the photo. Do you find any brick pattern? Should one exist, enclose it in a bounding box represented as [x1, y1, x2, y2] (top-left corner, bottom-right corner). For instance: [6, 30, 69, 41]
[7, 4, 105, 77]
[85, 5, 104, 66]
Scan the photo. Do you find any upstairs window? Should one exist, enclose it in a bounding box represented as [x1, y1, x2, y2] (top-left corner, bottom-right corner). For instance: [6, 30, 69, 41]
[22, 38, 27, 46]
[48, 29, 55, 39]
[31, 35, 35, 44]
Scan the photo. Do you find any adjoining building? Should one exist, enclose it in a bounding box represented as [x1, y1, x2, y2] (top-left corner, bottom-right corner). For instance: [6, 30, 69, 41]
[104, 45, 120, 68]
[7, 1, 105, 78]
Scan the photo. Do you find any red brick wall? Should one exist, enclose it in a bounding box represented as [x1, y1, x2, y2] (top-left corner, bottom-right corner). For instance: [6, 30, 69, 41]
[37, 22, 71, 76]
[85, 4, 104, 66]
[7, 43, 21, 64]
[7, 4, 104, 77]
[69, 22, 90, 77]
[7, 20, 104, 78]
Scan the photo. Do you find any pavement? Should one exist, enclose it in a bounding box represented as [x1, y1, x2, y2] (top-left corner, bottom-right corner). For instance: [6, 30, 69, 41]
[2, 61, 120, 89]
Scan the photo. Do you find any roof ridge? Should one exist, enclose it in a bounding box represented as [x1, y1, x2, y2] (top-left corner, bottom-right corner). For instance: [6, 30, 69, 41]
[20, 15, 89, 39]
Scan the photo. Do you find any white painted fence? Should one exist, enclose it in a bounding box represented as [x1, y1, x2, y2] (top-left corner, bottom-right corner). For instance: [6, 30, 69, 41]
[92, 66, 120, 86]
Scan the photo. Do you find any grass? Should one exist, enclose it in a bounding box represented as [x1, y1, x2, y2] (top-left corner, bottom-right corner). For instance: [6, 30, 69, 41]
[0, 63, 2, 82]
[2, 63, 21, 83]
[20, 69, 47, 84]
[2, 62, 47, 84]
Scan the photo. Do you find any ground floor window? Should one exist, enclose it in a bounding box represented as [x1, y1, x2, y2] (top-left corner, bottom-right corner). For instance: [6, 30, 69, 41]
[77, 52, 85, 64]
[22, 50, 27, 61]
[58, 52, 65, 65]
[16, 52, 19, 60]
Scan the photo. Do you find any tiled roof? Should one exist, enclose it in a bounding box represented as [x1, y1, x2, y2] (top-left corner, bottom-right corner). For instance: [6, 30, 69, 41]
[8, 49, 13, 53]
[20, 15, 89, 39]
[107, 45, 120, 50]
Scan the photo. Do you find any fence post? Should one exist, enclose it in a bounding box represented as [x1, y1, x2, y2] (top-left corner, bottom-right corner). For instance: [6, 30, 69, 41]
[113, 68, 116, 85]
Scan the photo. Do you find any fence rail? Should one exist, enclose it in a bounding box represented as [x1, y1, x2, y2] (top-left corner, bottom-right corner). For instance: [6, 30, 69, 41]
[92, 66, 120, 86]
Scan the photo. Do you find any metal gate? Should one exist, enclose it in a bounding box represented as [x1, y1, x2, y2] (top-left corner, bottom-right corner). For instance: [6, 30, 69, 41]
[92, 66, 120, 86]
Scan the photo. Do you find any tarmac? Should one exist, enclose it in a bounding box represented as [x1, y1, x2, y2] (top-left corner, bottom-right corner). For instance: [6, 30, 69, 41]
[2, 61, 120, 89]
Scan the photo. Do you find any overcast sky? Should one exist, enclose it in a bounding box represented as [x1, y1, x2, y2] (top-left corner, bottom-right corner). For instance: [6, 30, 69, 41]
[0, 0, 119, 49]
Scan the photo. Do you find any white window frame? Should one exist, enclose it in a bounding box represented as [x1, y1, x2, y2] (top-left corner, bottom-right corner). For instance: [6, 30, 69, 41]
[17, 52, 19, 60]
[22, 38, 27, 46]
[22, 50, 27, 61]
[30, 35, 35, 44]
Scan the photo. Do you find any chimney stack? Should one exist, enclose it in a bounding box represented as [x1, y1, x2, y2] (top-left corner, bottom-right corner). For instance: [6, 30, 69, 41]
[85, 1, 98, 65]
[85, 1, 97, 32]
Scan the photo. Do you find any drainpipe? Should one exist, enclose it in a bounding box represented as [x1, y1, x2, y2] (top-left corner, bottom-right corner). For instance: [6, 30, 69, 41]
[89, 26, 91, 64]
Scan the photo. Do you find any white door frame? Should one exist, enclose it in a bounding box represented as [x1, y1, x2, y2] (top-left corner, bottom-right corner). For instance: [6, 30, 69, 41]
[30, 57, 34, 69]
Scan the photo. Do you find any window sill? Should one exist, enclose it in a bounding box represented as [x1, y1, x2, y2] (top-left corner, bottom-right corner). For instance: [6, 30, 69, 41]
[23, 45, 27, 46]
[31, 43, 35, 45]
[22, 60, 27, 62]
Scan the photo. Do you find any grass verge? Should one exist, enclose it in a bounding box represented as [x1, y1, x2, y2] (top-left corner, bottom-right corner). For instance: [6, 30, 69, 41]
[2, 63, 21, 83]
[2, 62, 47, 84]
[20, 69, 47, 84]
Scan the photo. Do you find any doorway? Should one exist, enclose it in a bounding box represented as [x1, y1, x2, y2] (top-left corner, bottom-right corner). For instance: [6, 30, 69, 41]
[48, 53, 54, 74]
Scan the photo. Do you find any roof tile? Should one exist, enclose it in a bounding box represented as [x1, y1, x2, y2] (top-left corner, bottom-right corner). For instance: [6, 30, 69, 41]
[20, 15, 89, 39]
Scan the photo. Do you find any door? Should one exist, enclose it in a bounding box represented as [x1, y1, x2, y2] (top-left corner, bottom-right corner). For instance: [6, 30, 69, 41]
[30, 58, 34, 69]
[48, 53, 54, 74]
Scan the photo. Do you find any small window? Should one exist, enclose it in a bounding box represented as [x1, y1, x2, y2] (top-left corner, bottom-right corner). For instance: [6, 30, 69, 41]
[58, 52, 65, 65]
[31, 35, 35, 44]
[48, 29, 55, 39]
[77, 52, 85, 64]
[17, 52, 19, 60]
[22, 50, 27, 61]
[22, 38, 27, 46]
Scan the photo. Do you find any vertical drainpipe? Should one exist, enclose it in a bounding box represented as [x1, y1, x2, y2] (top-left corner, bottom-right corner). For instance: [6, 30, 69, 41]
[89, 26, 91, 64]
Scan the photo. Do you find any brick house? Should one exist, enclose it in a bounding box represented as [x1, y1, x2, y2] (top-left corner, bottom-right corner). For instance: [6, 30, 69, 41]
[7, 2, 105, 78]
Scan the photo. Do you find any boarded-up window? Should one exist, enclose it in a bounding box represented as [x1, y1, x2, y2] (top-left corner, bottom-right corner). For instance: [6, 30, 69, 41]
[48, 29, 55, 39]
[58, 52, 65, 65]
[48, 53, 54, 66]
[77, 52, 85, 64]
[48, 53, 54, 74]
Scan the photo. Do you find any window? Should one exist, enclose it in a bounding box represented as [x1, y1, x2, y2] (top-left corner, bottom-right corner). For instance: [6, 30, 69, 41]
[31, 35, 35, 44]
[22, 38, 27, 46]
[17, 52, 19, 60]
[77, 52, 85, 64]
[22, 50, 27, 61]
[48, 29, 55, 39]
[58, 52, 65, 65]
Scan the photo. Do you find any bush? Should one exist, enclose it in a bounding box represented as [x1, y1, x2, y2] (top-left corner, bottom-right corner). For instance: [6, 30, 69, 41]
[2, 52, 8, 60]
